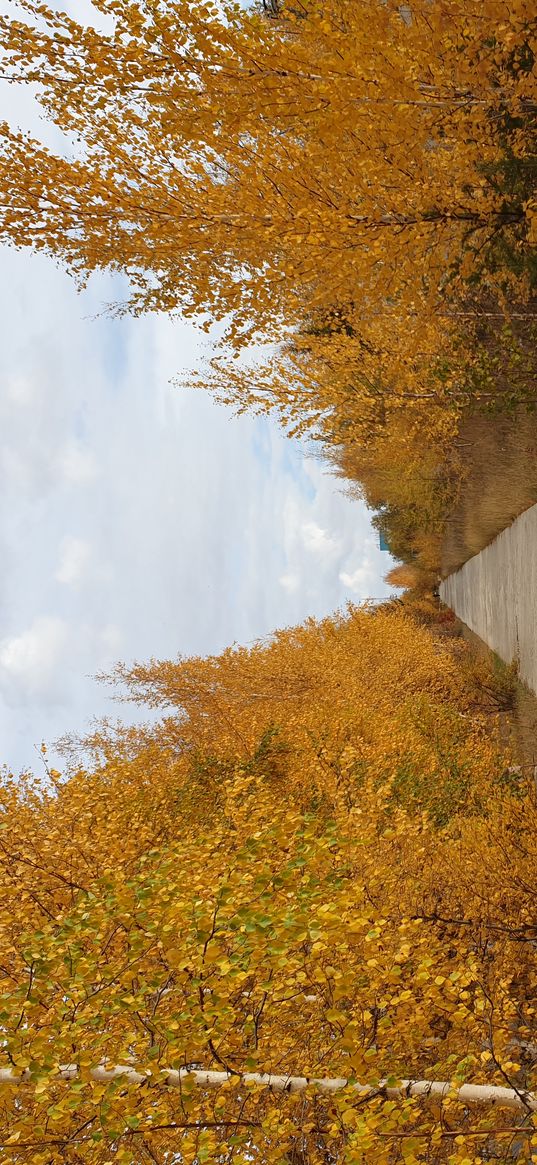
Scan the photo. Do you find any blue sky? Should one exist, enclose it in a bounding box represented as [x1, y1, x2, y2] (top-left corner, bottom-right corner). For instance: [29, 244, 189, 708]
[0, 249, 395, 775]
[0, 2, 396, 775]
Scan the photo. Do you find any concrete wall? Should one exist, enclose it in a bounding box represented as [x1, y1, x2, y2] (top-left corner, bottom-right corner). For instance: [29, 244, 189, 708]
[439, 502, 537, 695]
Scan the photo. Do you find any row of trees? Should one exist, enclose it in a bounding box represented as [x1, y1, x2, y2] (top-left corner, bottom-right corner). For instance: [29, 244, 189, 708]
[1, 604, 536, 1160]
[2, 0, 534, 334]
[0, 0, 536, 1158]
[2, 0, 534, 565]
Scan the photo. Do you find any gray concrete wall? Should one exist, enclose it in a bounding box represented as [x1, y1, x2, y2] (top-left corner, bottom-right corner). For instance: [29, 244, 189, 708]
[439, 502, 537, 695]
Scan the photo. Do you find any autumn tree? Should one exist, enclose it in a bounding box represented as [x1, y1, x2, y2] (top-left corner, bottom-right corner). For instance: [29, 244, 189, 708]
[0, 0, 535, 351]
[0, 605, 536, 1161]
[1, 0, 535, 575]
[1, 0, 534, 573]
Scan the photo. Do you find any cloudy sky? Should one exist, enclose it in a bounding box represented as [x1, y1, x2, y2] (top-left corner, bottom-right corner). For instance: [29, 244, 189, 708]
[0, 7, 395, 776]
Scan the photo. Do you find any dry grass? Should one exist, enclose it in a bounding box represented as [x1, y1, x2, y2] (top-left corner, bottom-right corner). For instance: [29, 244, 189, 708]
[441, 408, 537, 576]
[455, 622, 537, 776]
[401, 598, 537, 775]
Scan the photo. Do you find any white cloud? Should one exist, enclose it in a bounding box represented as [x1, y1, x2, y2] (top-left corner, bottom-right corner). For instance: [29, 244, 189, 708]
[6, 375, 36, 406]
[59, 442, 98, 484]
[0, 247, 396, 774]
[56, 537, 92, 585]
[98, 623, 122, 656]
[0, 616, 69, 705]
[339, 563, 377, 594]
[279, 572, 300, 593]
[301, 521, 339, 558]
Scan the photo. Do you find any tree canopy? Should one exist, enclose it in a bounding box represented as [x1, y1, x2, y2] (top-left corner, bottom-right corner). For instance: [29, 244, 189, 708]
[1, 0, 535, 346]
[0, 605, 536, 1161]
[1, 2, 537, 1155]
[1, 0, 535, 542]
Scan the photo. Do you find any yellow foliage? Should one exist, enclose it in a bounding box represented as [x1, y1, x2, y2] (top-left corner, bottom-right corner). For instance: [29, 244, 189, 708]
[384, 564, 421, 591]
[0, 0, 535, 1155]
[0, 605, 535, 1160]
[0, 0, 534, 389]
[0, 0, 534, 578]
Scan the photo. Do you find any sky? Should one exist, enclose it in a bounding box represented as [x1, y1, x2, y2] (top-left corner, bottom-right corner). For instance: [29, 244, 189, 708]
[0, 4, 396, 777]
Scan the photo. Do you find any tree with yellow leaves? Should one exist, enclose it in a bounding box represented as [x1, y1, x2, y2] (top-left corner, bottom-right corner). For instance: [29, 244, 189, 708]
[0, 0, 534, 351]
[1, 0, 535, 577]
[0, 604, 536, 1162]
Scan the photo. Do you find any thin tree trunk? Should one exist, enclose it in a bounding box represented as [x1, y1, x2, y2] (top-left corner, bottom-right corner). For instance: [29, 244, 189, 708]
[0, 1065, 535, 1112]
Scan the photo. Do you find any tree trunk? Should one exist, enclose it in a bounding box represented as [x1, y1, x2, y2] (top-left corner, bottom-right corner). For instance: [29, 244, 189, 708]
[0, 1064, 535, 1112]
